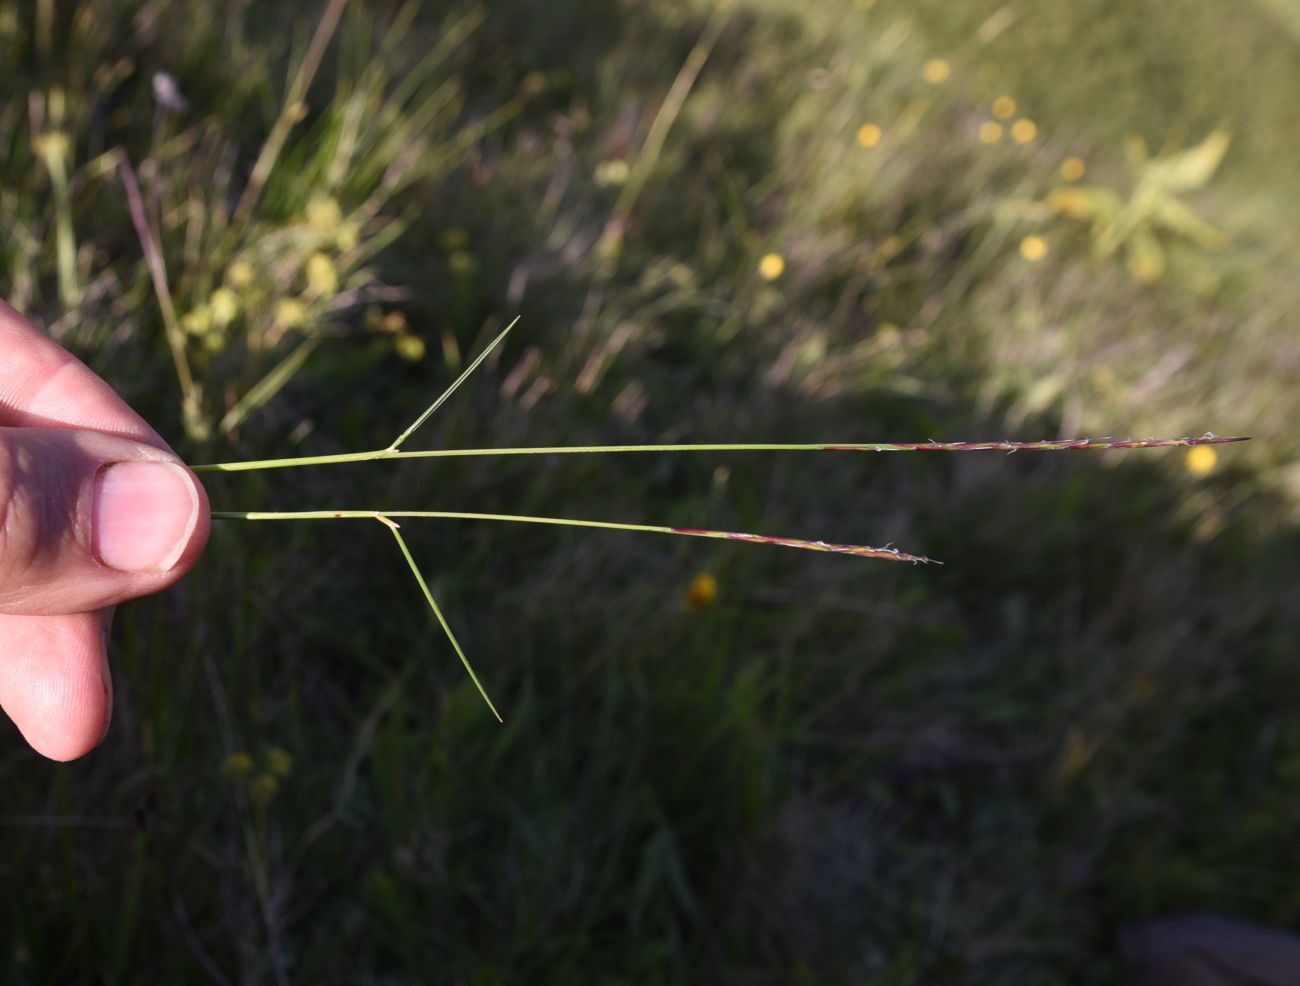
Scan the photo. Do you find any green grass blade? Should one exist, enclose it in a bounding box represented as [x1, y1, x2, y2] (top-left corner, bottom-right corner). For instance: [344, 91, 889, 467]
[231, 0, 349, 228]
[387, 316, 520, 450]
[377, 516, 503, 722]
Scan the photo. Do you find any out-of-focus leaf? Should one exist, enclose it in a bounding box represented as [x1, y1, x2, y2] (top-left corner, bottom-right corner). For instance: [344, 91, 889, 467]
[1152, 194, 1228, 249]
[1159, 128, 1231, 192]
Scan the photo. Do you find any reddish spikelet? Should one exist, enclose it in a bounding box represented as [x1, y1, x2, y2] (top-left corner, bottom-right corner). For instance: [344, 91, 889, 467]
[671, 528, 935, 564]
[820, 435, 1248, 453]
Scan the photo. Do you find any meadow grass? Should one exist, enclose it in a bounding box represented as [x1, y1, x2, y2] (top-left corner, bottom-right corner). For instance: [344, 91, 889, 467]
[1, 1, 1298, 983]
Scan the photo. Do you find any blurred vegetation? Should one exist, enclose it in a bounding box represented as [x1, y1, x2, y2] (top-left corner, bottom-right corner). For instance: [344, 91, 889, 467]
[2, 0, 1298, 982]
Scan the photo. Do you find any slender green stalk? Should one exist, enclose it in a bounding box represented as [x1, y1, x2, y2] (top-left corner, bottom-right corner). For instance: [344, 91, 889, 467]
[43, 134, 79, 308]
[611, 5, 728, 230]
[376, 517, 502, 722]
[387, 318, 519, 451]
[214, 509, 936, 564]
[231, 0, 350, 229]
[193, 434, 1248, 474]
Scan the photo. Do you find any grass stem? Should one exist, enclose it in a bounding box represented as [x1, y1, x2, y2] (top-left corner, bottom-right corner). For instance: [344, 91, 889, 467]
[193, 435, 1248, 474]
[214, 508, 936, 564]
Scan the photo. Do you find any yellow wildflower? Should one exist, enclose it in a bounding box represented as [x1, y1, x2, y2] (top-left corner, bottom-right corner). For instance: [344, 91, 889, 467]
[336, 222, 359, 252]
[992, 96, 1017, 120]
[305, 194, 342, 232]
[181, 306, 212, 336]
[1011, 118, 1037, 143]
[1060, 156, 1086, 181]
[594, 159, 630, 187]
[923, 58, 951, 84]
[266, 747, 294, 778]
[222, 752, 253, 779]
[1185, 445, 1217, 476]
[275, 298, 308, 328]
[210, 287, 239, 326]
[1019, 235, 1048, 262]
[978, 120, 1003, 144]
[395, 333, 427, 362]
[305, 252, 339, 296]
[685, 572, 719, 611]
[856, 123, 883, 148]
[758, 252, 786, 280]
[226, 261, 255, 289]
[1046, 189, 1096, 219]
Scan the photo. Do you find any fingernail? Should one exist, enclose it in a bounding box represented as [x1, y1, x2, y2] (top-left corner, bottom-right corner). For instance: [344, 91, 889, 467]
[93, 462, 201, 573]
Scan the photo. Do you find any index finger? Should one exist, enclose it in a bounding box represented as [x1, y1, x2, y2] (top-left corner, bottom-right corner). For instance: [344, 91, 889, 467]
[0, 300, 169, 450]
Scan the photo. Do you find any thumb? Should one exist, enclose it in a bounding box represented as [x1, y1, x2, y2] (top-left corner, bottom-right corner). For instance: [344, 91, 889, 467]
[0, 427, 209, 615]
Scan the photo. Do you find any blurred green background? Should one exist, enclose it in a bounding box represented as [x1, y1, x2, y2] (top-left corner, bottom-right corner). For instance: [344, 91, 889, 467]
[2, 0, 1299, 982]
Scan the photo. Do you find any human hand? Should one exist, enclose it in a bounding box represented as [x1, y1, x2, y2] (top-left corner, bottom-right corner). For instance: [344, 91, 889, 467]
[1, 300, 209, 760]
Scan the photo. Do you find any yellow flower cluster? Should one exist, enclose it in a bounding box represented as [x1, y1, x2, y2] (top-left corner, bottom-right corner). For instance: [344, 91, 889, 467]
[222, 746, 295, 808]
[275, 298, 308, 329]
[981, 94, 1036, 145]
[366, 308, 427, 362]
[306, 252, 339, 296]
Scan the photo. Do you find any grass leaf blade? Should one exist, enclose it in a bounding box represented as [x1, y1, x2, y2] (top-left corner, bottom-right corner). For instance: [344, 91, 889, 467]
[377, 516, 503, 722]
[387, 316, 520, 450]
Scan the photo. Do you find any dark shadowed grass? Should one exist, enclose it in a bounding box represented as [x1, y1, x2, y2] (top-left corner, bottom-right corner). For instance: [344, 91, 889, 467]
[1, 0, 1298, 984]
